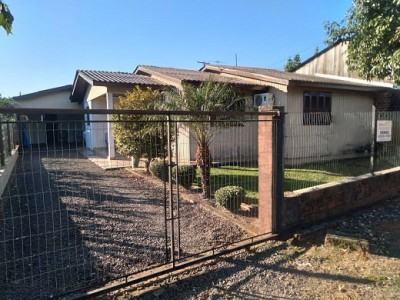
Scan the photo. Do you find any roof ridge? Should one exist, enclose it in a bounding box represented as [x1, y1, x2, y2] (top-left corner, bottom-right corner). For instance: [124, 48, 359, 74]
[78, 69, 133, 75]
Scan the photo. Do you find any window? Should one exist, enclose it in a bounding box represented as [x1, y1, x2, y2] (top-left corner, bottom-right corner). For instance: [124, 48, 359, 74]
[303, 91, 332, 125]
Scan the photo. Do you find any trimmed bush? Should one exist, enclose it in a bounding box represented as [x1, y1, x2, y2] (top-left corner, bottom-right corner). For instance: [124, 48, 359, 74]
[172, 165, 196, 189]
[149, 159, 169, 182]
[214, 186, 245, 212]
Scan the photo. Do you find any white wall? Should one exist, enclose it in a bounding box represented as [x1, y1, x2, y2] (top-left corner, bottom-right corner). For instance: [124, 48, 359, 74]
[84, 90, 107, 150]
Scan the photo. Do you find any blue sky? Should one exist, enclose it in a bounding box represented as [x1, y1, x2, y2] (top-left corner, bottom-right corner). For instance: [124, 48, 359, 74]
[0, 0, 352, 97]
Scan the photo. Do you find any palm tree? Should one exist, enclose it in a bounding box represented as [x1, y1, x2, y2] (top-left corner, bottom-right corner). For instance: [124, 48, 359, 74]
[167, 80, 237, 198]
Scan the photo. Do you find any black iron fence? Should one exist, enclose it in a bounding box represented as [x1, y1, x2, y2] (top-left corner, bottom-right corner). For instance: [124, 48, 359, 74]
[0, 108, 280, 299]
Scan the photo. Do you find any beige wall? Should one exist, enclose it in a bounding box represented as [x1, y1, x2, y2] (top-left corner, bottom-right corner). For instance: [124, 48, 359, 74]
[285, 86, 373, 163]
[15, 90, 80, 109]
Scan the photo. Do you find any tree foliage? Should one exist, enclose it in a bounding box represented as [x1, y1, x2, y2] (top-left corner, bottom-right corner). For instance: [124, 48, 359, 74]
[0, 95, 15, 121]
[284, 54, 301, 72]
[325, 0, 400, 85]
[0, 1, 13, 35]
[166, 80, 237, 198]
[112, 86, 165, 170]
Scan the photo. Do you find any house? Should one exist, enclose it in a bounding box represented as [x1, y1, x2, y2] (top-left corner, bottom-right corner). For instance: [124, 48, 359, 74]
[70, 67, 269, 161]
[70, 64, 393, 165]
[200, 64, 394, 163]
[70, 70, 168, 158]
[13, 85, 83, 147]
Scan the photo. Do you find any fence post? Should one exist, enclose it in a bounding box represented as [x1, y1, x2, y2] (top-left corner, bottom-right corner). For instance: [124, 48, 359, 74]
[0, 117, 4, 166]
[258, 107, 276, 234]
[166, 114, 175, 266]
[6, 122, 12, 155]
[370, 105, 377, 174]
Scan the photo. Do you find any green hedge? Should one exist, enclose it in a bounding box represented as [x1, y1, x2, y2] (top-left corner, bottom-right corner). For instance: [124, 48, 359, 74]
[172, 165, 196, 189]
[149, 159, 169, 182]
[214, 186, 245, 212]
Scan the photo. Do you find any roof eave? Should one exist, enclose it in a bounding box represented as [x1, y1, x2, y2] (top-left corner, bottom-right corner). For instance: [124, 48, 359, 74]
[70, 71, 93, 102]
[14, 85, 73, 101]
[202, 65, 289, 86]
[289, 80, 391, 92]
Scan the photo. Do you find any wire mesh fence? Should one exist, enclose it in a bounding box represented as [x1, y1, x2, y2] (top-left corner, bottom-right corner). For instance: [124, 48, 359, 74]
[0, 109, 276, 298]
[375, 111, 400, 171]
[284, 111, 400, 192]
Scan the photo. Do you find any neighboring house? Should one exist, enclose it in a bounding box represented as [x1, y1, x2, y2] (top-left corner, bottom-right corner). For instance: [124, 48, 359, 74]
[293, 41, 394, 87]
[13, 85, 83, 147]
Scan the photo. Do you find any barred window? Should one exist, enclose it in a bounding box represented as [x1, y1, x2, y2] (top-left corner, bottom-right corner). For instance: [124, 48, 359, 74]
[303, 91, 332, 125]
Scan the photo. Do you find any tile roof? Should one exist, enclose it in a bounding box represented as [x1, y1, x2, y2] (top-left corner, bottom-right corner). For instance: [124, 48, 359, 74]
[78, 70, 164, 86]
[135, 65, 263, 86]
[202, 65, 391, 90]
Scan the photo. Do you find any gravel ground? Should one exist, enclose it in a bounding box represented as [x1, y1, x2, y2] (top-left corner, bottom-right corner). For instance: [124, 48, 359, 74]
[0, 149, 244, 299]
[116, 197, 400, 300]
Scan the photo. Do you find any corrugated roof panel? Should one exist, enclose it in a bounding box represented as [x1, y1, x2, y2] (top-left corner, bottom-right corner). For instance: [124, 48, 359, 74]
[78, 70, 165, 86]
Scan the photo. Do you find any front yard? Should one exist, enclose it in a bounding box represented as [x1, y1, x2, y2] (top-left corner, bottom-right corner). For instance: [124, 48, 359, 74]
[194, 158, 374, 203]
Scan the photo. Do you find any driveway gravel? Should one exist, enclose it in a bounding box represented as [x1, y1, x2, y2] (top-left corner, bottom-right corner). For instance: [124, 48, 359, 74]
[119, 197, 400, 300]
[0, 149, 244, 299]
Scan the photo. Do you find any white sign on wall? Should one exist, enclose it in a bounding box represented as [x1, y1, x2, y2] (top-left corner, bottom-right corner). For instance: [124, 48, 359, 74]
[376, 120, 392, 142]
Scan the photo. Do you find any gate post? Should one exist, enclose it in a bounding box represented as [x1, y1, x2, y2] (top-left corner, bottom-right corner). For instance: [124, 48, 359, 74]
[0, 117, 4, 166]
[258, 107, 284, 234]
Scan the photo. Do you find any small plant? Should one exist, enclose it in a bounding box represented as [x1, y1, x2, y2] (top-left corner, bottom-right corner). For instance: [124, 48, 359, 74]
[149, 159, 169, 182]
[173, 165, 196, 189]
[214, 186, 245, 212]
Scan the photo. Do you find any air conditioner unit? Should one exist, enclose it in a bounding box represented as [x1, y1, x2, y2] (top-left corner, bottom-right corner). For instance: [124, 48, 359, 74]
[253, 93, 274, 107]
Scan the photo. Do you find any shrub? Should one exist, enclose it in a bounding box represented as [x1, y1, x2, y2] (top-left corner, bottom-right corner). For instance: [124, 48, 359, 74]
[149, 159, 169, 182]
[172, 165, 196, 189]
[214, 186, 245, 212]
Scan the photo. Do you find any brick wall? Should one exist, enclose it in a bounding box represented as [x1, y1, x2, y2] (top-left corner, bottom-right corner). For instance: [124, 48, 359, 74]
[281, 167, 400, 231]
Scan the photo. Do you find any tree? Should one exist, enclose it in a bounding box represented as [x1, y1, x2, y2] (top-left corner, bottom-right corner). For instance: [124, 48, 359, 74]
[112, 86, 165, 171]
[0, 1, 13, 35]
[0, 95, 15, 121]
[284, 54, 301, 72]
[167, 80, 237, 198]
[325, 0, 400, 85]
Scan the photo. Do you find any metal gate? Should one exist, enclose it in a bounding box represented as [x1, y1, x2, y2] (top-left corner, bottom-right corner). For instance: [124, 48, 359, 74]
[0, 108, 281, 299]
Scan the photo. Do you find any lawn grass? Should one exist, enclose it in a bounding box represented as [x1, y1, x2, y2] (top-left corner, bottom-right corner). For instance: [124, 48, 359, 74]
[194, 158, 374, 204]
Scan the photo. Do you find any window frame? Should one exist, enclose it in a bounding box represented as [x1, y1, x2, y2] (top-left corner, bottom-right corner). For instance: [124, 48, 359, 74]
[303, 91, 332, 125]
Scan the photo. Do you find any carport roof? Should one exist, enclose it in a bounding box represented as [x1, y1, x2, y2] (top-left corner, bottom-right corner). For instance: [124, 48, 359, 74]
[14, 85, 72, 100]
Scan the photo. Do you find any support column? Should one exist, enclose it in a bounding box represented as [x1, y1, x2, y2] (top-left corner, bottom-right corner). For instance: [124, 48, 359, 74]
[106, 92, 116, 160]
[257, 106, 284, 234]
